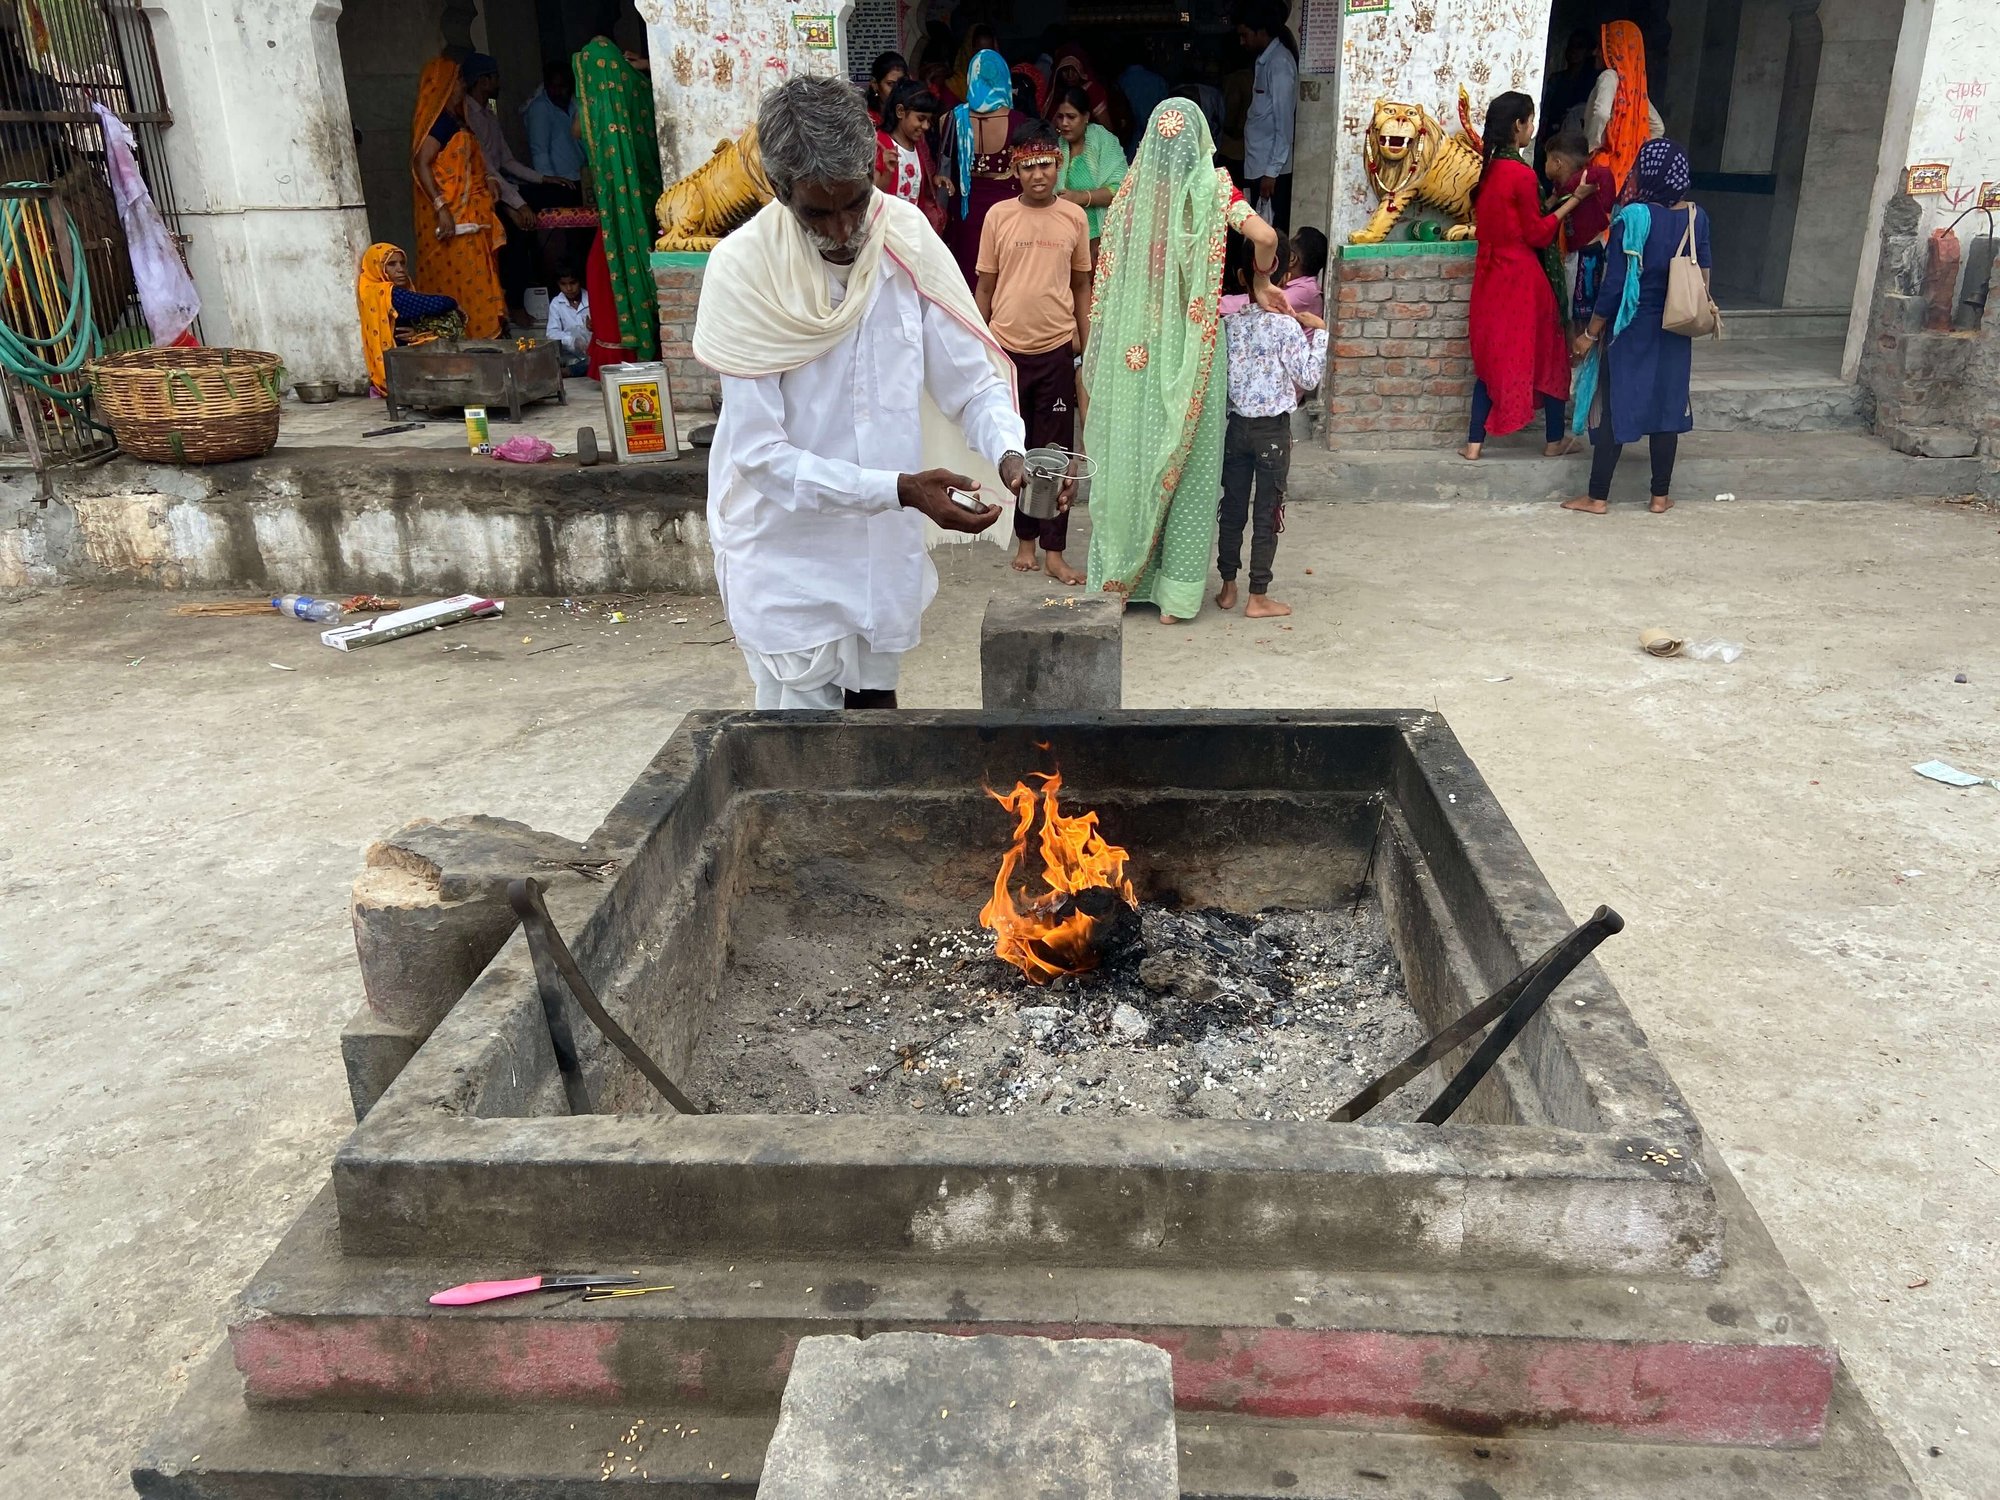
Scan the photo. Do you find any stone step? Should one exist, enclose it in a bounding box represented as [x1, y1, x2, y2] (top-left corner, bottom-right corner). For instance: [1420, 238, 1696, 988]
[135, 1344, 1913, 1499]
[136, 1345, 774, 1496]
[1312, 430, 1990, 502]
[1714, 307, 1852, 339]
[227, 1187, 1835, 1447]
[1692, 381, 1870, 433]
[1176, 1368, 1914, 1498]
[758, 1333, 1179, 1498]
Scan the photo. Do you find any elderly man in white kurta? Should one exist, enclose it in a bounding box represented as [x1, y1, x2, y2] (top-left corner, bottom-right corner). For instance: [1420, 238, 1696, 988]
[694, 76, 1030, 710]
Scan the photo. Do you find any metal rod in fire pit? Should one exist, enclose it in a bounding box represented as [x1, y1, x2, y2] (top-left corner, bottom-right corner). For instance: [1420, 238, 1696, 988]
[509, 877, 705, 1115]
[1328, 905, 1624, 1124]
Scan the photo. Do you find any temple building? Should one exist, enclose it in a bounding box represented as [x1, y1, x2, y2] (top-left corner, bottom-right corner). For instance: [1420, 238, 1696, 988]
[94, 0, 1996, 448]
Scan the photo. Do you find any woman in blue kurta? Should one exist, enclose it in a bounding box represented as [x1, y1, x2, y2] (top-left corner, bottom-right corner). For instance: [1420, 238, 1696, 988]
[1564, 139, 1710, 514]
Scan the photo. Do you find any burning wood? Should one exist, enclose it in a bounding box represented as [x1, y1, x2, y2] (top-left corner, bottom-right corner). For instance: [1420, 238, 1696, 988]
[978, 770, 1137, 984]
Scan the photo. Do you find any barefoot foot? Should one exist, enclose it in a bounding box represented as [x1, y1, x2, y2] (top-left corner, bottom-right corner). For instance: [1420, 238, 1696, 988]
[1160, 613, 1185, 625]
[1649, 494, 1674, 513]
[1216, 580, 1239, 611]
[1011, 539, 1038, 572]
[1044, 551, 1085, 585]
[1544, 436, 1582, 457]
[1460, 442, 1483, 461]
[1561, 496, 1608, 514]
[1244, 593, 1292, 619]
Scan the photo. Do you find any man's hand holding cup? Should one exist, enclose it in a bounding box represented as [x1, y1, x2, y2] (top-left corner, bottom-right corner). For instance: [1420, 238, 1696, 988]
[898, 468, 1002, 534]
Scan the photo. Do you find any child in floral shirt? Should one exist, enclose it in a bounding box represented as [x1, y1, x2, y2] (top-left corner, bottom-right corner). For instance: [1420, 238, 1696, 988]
[874, 82, 946, 234]
[1217, 231, 1326, 619]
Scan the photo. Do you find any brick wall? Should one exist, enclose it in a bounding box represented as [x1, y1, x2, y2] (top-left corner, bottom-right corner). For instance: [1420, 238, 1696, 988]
[653, 253, 721, 410]
[1323, 247, 1475, 449]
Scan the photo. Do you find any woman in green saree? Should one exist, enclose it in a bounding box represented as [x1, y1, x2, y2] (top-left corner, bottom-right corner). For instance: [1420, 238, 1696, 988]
[1052, 85, 1126, 258]
[574, 35, 662, 365]
[1082, 101, 1281, 623]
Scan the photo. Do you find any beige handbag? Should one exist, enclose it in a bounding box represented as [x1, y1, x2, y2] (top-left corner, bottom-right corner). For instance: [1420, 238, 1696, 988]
[1662, 205, 1721, 339]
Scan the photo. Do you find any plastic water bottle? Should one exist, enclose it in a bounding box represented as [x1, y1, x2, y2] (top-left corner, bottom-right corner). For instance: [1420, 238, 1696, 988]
[273, 594, 344, 623]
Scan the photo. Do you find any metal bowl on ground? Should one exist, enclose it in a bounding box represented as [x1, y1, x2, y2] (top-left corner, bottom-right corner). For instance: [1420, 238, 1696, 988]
[293, 381, 339, 404]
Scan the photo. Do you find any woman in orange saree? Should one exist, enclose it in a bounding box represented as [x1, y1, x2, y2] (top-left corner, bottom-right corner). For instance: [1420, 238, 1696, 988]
[1589, 21, 1654, 195]
[410, 57, 505, 338]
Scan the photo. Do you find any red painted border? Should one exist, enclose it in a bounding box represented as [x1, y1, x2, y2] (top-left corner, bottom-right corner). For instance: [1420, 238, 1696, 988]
[232, 1315, 1835, 1448]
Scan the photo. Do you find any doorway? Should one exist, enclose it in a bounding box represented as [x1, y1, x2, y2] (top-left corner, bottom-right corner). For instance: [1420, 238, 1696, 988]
[1539, 0, 1905, 332]
[336, 0, 634, 263]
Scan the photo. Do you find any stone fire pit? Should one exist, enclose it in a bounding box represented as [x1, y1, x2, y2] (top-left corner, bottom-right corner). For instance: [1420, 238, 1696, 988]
[136, 711, 1915, 1498]
[332, 710, 1717, 1272]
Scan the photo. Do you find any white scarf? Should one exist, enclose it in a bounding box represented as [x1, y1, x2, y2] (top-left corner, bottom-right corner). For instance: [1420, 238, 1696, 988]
[694, 193, 1018, 546]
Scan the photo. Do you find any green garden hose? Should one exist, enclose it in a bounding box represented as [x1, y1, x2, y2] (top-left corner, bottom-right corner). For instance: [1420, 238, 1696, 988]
[0, 184, 101, 404]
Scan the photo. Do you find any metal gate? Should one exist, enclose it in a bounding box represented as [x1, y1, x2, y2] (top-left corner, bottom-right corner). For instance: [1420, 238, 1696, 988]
[0, 0, 189, 469]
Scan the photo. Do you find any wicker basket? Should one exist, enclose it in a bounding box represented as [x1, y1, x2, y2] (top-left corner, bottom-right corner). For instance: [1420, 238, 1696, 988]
[89, 347, 285, 464]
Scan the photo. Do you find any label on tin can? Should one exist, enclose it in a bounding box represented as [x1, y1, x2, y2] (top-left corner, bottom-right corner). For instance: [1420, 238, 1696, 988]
[464, 406, 491, 453]
[618, 382, 667, 455]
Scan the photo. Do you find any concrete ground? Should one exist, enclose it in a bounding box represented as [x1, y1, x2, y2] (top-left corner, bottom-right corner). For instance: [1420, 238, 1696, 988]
[2, 492, 1996, 1498]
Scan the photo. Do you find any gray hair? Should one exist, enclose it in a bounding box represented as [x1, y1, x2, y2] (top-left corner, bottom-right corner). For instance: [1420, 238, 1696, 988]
[758, 76, 878, 199]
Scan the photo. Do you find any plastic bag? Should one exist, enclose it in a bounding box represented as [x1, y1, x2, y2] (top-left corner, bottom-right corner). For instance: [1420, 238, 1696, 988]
[491, 434, 555, 464]
[92, 103, 200, 345]
[1682, 638, 1744, 663]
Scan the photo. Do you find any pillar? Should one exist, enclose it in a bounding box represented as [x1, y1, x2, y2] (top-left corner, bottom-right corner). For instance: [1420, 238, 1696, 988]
[1781, 0, 1908, 308]
[141, 0, 372, 387]
[1684, 0, 1741, 171]
[1756, 0, 1821, 305]
[644, 0, 855, 182]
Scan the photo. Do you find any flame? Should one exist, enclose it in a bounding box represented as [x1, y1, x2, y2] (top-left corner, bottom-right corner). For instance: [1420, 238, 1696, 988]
[978, 769, 1137, 984]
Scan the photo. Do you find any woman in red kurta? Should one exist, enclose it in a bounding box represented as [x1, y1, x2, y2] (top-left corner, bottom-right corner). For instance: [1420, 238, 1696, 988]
[583, 230, 626, 379]
[1464, 92, 1598, 459]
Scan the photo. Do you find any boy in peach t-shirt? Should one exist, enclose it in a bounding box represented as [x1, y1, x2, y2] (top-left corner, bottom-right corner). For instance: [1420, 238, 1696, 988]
[975, 128, 1093, 584]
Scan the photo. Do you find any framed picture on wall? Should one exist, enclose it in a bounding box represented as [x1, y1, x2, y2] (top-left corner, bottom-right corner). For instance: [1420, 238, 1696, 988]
[791, 12, 837, 49]
[1903, 163, 1949, 196]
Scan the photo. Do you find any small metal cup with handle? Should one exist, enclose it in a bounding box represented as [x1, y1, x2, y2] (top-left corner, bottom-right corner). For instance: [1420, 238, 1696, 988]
[1019, 446, 1094, 520]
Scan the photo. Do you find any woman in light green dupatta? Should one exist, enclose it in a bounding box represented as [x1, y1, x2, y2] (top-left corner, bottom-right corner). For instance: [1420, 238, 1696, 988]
[574, 36, 662, 362]
[1083, 101, 1280, 622]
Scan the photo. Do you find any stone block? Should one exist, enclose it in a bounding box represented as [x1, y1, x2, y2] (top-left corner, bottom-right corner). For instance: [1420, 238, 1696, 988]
[756, 1333, 1178, 1500]
[351, 814, 589, 1036]
[339, 1002, 421, 1121]
[980, 593, 1123, 711]
[1884, 424, 1980, 458]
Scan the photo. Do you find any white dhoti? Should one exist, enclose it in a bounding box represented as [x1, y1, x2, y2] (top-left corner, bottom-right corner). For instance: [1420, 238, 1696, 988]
[741, 637, 902, 709]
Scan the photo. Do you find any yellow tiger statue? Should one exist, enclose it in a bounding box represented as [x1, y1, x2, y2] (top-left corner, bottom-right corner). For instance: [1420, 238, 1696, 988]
[653, 124, 774, 252]
[1347, 89, 1484, 245]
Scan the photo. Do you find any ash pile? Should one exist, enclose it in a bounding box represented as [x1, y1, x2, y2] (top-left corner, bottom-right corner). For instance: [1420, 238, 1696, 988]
[698, 900, 1431, 1123]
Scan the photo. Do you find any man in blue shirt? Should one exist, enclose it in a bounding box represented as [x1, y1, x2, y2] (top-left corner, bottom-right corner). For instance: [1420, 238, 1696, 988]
[1236, 1, 1297, 230]
[1118, 43, 1169, 154]
[523, 60, 586, 183]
